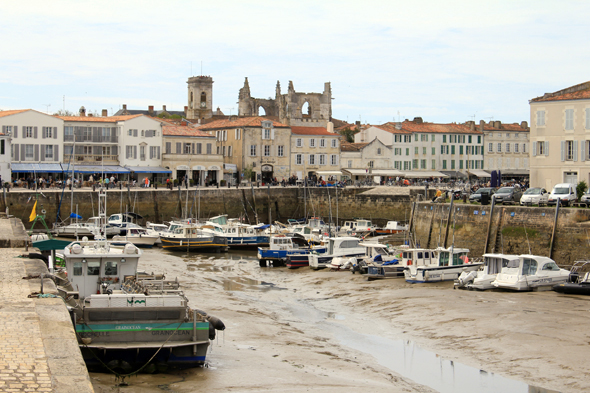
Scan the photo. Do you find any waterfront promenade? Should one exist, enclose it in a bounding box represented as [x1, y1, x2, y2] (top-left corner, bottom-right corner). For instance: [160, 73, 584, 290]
[0, 219, 93, 392]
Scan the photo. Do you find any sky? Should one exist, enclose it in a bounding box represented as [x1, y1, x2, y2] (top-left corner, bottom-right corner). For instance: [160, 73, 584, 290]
[1, 0, 590, 126]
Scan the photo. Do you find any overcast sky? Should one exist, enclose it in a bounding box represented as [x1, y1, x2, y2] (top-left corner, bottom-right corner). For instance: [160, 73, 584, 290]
[2, 0, 589, 125]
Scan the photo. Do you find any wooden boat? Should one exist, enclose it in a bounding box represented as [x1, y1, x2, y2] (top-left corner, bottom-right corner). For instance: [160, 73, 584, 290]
[160, 223, 228, 252]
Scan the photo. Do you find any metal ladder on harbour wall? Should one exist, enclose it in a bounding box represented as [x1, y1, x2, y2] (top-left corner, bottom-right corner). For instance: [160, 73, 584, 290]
[492, 208, 504, 253]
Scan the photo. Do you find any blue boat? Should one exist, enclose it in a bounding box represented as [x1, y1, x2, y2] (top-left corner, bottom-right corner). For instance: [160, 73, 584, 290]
[258, 235, 326, 267]
[207, 215, 270, 249]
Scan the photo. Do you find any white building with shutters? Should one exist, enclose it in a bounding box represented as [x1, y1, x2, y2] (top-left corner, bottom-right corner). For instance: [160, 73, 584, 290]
[529, 81, 590, 189]
[0, 109, 63, 166]
[290, 126, 340, 180]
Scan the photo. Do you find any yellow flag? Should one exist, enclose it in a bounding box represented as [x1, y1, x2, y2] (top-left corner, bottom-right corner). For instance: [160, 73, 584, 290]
[29, 201, 37, 222]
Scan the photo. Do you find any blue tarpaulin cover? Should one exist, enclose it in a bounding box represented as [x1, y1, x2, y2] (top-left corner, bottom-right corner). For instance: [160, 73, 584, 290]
[382, 259, 399, 266]
[69, 213, 82, 219]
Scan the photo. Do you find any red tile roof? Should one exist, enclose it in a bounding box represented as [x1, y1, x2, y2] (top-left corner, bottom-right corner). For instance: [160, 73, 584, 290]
[57, 114, 143, 122]
[199, 116, 289, 130]
[531, 81, 590, 103]
[340, 142, 369, 152]
[163, 125, 213, 137]
[0, 109, 29, 118]
[382, 120, 483, 135]
[290, 126, 336, 136]
[481, 122, 528, 132]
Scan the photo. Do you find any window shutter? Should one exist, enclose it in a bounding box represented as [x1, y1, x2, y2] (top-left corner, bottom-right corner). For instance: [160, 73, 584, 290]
[40, 145, 45, 161]
[544, 141, 548, 157]
[13, 126, 17, 138]
[134, 146, 137, 159]
[166, 142, 171, 154]
[157, 146, 160, 159]
[532, 141, 537, 157]
[34, 145, 39, 161]
[582, 141, 586, 162]
[34, 127, 38, 139]
[42, 127, 46, 139]
[176, 142, 181, 154]
[574, 140, 579, 162]
[192, 143, 195, 154]
[14, 144, 19, 161]
[54, 127, 58, 139]
[1, 126, 4, 134]
[560, 141, 565, 161]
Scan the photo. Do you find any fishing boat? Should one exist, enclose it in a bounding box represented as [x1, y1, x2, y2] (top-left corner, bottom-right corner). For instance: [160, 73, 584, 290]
[308, 236, 365, 270]
[207, 215, 269, 248]
[111, 226, 160, 248]
[257, 234, 326, 267]
[492, 255, 569, 291]
[341, 219, 376, 235]
[160, 223, 228, 252]
[455, 253, 519, 290]
[553, 260, 590, 295]
[403, 247, 482, 283]
[374, 221, 408, 235]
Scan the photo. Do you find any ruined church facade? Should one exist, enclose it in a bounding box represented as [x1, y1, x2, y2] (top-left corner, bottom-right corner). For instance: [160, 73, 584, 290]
[238, 78, 332, 127]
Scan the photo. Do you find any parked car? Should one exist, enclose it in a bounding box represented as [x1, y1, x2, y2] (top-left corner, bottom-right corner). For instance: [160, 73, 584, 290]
[492, 187, 523, 204]
[580, 190, 590, 207]
[548, 183, 577, 206]
[469, 187, 495, 203]
[520, 187, 549, 206]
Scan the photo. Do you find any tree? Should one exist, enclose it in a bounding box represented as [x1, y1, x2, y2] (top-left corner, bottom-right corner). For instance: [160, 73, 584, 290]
[53, 109, 76, 116]
[339, 126, 360, 143]
[576, 180, 588, 201]
[242, 165, 254, 182]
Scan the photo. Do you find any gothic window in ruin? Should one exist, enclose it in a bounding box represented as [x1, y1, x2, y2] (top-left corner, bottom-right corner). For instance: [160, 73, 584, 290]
[257, 106, 267, 116]
[301, 102, 310, 117]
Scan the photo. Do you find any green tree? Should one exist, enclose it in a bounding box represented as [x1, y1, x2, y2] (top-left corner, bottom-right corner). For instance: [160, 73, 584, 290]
[339, 126, 360, 143]
[242, 165, 254, 182]
[576, 180, 588, 200]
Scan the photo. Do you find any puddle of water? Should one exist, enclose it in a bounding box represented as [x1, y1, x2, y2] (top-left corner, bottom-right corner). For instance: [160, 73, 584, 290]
[220, 277, 286, 292]
[187, 263, 233, 272]
[331, 322, 559, 393]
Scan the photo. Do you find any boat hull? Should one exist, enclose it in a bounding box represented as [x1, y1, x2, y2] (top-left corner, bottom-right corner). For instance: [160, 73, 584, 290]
[405, 263, 483, 283]
[364, 265, 405, 280]
[112, 235, 159, 248]
[286, 254, 310, 269]
[227, 235, 270, 248]
[552, 282, 590, 295]
[161, 236, 228, 252]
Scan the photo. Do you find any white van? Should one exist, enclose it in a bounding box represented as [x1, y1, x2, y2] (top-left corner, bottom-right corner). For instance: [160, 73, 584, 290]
[548, 183, 577, 206]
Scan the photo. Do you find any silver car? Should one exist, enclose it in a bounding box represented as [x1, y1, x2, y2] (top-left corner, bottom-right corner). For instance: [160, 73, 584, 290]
[520, 187, 549, 206]
[581, 191, 590, 207]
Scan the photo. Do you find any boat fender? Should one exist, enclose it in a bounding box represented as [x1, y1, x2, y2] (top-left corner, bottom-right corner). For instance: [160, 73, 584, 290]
[194, 309, 208, 317]
[25, 253, 49, 265]
[208, 323, 216, 340]
[408, 260, 412, 265]
[207, 315, 226, 331]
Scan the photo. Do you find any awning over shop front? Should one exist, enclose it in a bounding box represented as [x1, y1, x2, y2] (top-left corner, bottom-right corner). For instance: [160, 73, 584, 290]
[316, 171, 343, 176]
[441, 171, 468, 179]
[371, 169, 404, 177]
[467, 169, 491, 178]
[74, 165, 130, 174]
[342, 169, 372, 176]
[126, 166, 172, 174]
[500, 169, 529, 176]
[12, 163, 65, 173]
[404, 171, 448, 178]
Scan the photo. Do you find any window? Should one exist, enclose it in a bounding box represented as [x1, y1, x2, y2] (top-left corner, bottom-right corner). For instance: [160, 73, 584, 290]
[44, 145, 53, 159]
[264, 145, 270, 156]
[331, 139, 337, 148]
[296, 154, 302, 165]
[564, 109, 574, 130]
[442, 160, 447, 169]
[420, 159, 426, 169]
[459, 160, 463, 169]
[405, 148, 409, 156]
[348, 160, 352, 168]
[414, 134, 418, 141]
[196, 143, 202, 154]
[43, 127, 52, 138]
[331, 155, 337, 165]
[451, 160, 455, 169]
[228, 146, 233, 157]
[514, 144, 519, 153]
[141, 130, 145, 137]
[126, 146, 132, 159]
[320, 155, 326, 165]
[377, 148, 382, 155]
[488, 143, 493, 152]
[523, 143, 527, 153]
[403, 161, 410, 170]
[537, 110, 545, 126]
[184, 143, 191, 154]
[431, 147, 435, 155]
[468, 135, 472, 143]
[25, 145, 34, 160]
[206, 143, 212, 154]
[460, 145, 464, 155]
[310, 139, 316, 147]
[565, 140, 574, 160]
[87, 261, 100, 276]
[140, 146, 146, 161]
[451, 145, 455, 155]
[235, 128, 241, 140]
[250, 145, 257, 156]
[104, 261, 118, 276]
[537, 141, 545, 155]
[278, 146, 284, 157]
[443, 135, 447, 143]
[506, 143, 511, 153]
[263, 129, 271, 140]
[309, 155, 315, 165]
[296, 138, 302, 147]
[150, 146, 158, 159]
[25, 126, 33, 138]
[431, 134, 435, 142]
[497, 143, 502, 153]
[478, 135, 481, 143]
[431, 159, 436, 169]
[412, 159, 418, 169]
[506, 133, 510, 138]
[222, 146, 226, 156]
[414, 147, 418, 155]
[320, 139, 326, 147]
[422, 147, 426, 155]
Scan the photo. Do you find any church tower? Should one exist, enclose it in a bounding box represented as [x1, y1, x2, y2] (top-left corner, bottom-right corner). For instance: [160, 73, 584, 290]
[187, 76, 214, 120]
[238, 77, 253, 117]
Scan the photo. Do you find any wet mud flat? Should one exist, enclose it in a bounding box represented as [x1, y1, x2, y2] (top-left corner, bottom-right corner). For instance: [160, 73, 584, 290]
[90, 250, 588, 393]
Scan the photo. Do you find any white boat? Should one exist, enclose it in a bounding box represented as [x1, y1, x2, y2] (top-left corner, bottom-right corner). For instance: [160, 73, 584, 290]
[146, 222, 169, 245]
[492, 255, 570, 291]
[374, 221, 408, 235]
[341, 219, 377, 234]
[258, 234, 327, 267]
[54, 217, 120, 238]
[107, 213, 143, 235]
[112, 226, 160, 248]
[206, 215, 270, 248]
[309, 236, 365, 270]
[358, 243, 411, 279]
[403, 247, 483, 283]
[455, 253, 519, 290]
[160, 223, 228, 252]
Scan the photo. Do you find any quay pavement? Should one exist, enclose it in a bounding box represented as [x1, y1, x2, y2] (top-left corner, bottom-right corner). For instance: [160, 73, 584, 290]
[0, 218, 93, 393]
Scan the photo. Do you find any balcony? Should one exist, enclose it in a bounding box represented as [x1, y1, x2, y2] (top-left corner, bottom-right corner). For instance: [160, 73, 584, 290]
[64, 154, 119, 164]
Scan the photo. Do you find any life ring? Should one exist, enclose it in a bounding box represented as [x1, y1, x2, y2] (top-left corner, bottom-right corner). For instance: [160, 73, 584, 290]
[352, 232, 357, 236]
[407, 260, 412, 265]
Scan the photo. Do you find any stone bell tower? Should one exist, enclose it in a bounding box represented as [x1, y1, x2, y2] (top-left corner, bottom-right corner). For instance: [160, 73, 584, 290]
[187, 76, 214, 120]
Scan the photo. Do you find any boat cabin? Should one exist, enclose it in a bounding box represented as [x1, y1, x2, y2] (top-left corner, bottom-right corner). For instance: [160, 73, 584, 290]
[482, 253, 519, 274]
[437, 247, 470, 266]
[328, 236, 361, 254]
[269, 235, 308, 250]
[63, 241, 142, 299]
[383, 221, 408, 231]
[400, 249, 437, 267]
[502, 255, 561, 277]
[209, 214, 229, 226]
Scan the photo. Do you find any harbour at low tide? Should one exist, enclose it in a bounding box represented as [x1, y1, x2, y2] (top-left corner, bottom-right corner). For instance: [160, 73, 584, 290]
[89, 248, 585, 393]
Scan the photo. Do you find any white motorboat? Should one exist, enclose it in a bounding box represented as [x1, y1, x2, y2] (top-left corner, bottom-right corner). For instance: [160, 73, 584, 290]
[358, 243, 410, 279]
[403, 247, 483, 283]
[374, 221, 408, 235]
[258, 234, 327, 267]
[455, 253, 519, 290]
[54, 217, 120, 238]
[107, 212, 143, 235]
[341, 219, 377, 234]
[492, 255, 570, 291]
[309, 236, 365, 270]
[146, 222, 169, 245]
[112, 226, 160, 248]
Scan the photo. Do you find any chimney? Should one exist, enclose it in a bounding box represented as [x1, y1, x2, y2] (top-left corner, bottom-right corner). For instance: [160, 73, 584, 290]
[122, 104, 127, 111]
[79, 106, 86, 117]
[494, 120, 501, 128]
[184, 106, 188, 116]
[148, 105, 154, 115]
[181, 120, 187, 126]
[395, 122, 402, 130]
[327, 121, 334, 133]
[479, 120, 485, 132]
[521, 121, 528, 129]
[468, 121, 475, 131]
[413, 117, 423, 124]
[162, 105, 167, 112]
[355, 120, 361, 126]
[102, 109, 108, 117]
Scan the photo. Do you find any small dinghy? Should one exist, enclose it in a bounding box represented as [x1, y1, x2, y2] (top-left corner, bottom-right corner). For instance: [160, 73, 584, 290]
[553, 260, 590, 295]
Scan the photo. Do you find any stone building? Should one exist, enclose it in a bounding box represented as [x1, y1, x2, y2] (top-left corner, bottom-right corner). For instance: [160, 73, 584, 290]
[481, 120, 530, 179]
[187, 76, 214, 120]
[529, 81, 590, 189]
[238, 78, 332, 127]
[340, 139, 401, 182]
[199, 117, 291, 183]
[160, 120, 222, 186]
[290, 126, 341, 180]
